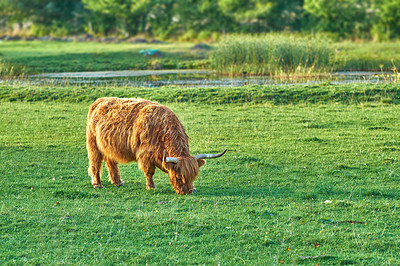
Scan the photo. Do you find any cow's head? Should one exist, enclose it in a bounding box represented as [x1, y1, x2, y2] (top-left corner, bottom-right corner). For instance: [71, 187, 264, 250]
[163, 149, 227, 195]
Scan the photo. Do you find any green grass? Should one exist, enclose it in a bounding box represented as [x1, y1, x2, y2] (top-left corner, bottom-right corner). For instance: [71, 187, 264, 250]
[212, 35, 335, 76]
[0, 41, 210, 74]
[0, 58, 25, 78]
[1, 82, 400, 105]
[1, 84, 400, 264]
[335, 41, 400, 71]
[212, 36, 400, 75]
[1, 39, 400, 76]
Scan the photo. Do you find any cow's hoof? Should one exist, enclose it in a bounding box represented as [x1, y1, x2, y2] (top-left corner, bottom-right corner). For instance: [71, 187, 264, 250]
[93, 184, 103, 188]
[115, 181, 124, 187]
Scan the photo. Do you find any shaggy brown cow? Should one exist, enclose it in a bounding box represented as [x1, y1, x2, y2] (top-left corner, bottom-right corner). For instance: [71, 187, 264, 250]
[86, 97, 226, 194]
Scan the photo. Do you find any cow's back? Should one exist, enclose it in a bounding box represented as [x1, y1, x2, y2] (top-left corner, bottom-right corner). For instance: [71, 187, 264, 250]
[86, 97, 189, 164]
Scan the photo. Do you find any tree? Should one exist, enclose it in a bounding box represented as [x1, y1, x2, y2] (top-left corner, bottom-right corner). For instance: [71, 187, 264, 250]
[0, 0, 86, 35]
[82, 0, 155, 36]
[371, 0, 400, 40]
[303, 0, 373, 38]
[217, 0, 303, 33]
[162, 0, 235, 36]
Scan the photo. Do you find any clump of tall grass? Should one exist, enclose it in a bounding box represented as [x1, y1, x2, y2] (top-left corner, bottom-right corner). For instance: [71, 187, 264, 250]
[374, 61, 400, 84]
[212, 35, 336, 76]
[0, 58, 26, 79]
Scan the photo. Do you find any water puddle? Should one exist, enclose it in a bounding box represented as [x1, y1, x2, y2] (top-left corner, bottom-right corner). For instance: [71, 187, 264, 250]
[28, 69, 399, 87]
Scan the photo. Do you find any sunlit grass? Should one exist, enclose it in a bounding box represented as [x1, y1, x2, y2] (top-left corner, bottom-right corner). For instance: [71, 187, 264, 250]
[212, 35, 335, 76]
[1, 82, 400, 105]
[1, 39, 400, 77]
[0, 84, 400, 264]
[212, 35, 400, 75]
[0, 41, 210, 74]
[0, 58, 25, 78]
[334, 41, 400, 71]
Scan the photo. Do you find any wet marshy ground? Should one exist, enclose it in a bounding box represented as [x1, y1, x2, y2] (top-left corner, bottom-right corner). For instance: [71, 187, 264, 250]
[25, 69, 400, 87]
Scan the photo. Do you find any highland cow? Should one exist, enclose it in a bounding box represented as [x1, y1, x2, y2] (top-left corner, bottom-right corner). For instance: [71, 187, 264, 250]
[86, 97, 226, 194]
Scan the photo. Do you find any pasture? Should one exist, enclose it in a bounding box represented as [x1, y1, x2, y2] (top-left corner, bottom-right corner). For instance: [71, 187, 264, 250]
[1, 39, 400, 76]
[0, 41, 210, 74]
[0, 84, 399, 264]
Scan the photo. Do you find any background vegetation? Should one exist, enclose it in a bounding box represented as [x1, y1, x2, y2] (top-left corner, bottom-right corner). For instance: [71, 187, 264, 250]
[212, 35, 335, 76]
[1, 0, 400, 41]
[1, 39, 400, 76]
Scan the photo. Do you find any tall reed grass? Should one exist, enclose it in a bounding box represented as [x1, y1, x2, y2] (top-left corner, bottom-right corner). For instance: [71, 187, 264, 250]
[212, 35, 336, 76]
[0, 59, 26, 79]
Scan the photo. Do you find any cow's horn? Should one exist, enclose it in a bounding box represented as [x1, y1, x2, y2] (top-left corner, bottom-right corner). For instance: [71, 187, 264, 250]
[194, 149, 227, 160]
[164, 150, 178, 163]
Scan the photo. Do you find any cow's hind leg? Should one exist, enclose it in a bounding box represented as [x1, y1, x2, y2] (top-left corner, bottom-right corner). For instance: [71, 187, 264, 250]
[87, 146, 104, 188]
[105, 158, 124, 186]
[87, 130, 104, 188]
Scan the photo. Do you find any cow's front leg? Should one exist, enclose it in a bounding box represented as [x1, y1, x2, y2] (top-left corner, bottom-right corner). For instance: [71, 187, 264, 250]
[143, 165, 156, 190]
[105, 158, 124, 186]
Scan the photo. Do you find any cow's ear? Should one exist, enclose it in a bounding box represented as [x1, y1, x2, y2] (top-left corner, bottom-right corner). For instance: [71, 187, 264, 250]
[197, 159, 206, 168]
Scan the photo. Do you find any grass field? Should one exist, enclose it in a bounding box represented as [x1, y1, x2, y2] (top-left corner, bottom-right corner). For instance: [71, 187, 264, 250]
[0, 84, 399, 264]
[0, 41, 210, 74]
[1, 39, 400, 75]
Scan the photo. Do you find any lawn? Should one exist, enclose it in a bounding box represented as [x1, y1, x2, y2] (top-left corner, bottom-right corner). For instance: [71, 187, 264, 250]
[0, 84, 399, 264]
[0, 41, 210, 74]
[1, 39, 400, 75]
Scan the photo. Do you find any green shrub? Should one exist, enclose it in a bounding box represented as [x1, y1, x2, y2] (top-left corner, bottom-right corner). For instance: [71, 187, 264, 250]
[197, 30, 212, 42]
[178, 29, 198, 42]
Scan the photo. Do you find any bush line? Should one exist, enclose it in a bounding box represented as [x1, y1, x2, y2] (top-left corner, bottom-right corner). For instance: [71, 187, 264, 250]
[1, 83, 399, 105]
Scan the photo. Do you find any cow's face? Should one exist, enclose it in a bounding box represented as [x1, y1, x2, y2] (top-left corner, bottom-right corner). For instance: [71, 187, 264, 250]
[164, 157, 205, 195]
